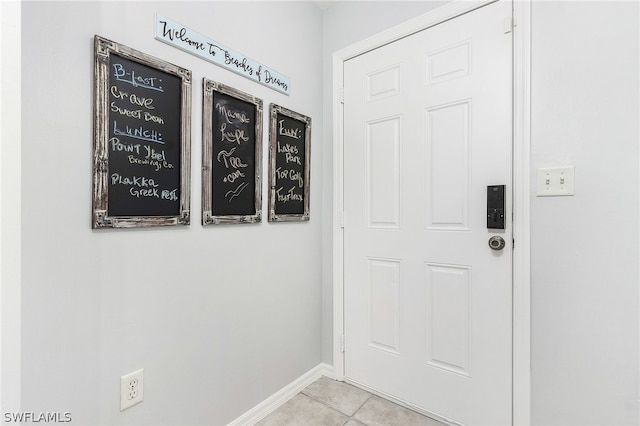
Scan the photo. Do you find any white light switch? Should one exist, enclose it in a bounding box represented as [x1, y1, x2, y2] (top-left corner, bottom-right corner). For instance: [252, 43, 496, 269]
[537, 166, 575, 196]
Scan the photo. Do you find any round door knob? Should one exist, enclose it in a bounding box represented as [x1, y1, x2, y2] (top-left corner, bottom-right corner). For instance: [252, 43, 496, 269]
[488, 236, 506, 251]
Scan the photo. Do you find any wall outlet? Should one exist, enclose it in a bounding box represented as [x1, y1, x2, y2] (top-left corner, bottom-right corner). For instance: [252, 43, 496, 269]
[120, 368, 144, 411]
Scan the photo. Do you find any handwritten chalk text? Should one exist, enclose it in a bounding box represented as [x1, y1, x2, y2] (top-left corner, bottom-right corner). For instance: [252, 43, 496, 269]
[112, 63, 164, 92]
[216, 103, 250, 124]
[276, 186, 303, 203]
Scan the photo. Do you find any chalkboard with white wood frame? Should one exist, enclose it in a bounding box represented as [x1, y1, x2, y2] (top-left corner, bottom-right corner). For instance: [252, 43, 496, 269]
[268, 104, 311, 222]
[92, 35, 192, 228]
[202, 80, 263, 224]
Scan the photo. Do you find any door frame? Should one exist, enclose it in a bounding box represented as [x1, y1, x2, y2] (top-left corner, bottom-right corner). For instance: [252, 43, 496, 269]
[331, 1, 532, 424]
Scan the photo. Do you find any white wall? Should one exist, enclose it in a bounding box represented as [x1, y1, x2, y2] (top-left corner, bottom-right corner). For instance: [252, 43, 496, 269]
[530, 2, 639, 424]
[1, 0, 22, 418]
[19, 2, 323, 424]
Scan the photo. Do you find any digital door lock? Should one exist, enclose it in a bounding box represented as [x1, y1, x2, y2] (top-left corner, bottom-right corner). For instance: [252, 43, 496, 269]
[487, 185, 505, 230]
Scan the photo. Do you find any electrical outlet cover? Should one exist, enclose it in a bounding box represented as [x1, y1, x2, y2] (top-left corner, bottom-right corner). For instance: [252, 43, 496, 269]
[120, 368, 144, 411]
[536, 166, 575, 196]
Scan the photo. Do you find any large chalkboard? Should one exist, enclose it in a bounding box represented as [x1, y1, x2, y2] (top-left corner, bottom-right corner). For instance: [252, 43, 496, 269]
[268, 105, 311, 221]
[93, 35, 192, 228]
[202, 80, 262, 224]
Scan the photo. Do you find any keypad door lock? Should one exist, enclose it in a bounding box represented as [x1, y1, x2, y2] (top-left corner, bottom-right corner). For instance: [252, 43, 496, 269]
[487, 185, 505, 229]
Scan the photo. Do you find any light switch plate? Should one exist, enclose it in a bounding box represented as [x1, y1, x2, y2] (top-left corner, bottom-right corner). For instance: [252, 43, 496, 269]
[537, 166, 575, 196]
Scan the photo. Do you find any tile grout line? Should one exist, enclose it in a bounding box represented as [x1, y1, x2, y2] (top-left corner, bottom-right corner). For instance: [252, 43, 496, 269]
[346, 393, 374, 425]
[301, 380, 374, 426]
[299, 389, 355, 423]
[266, 377, 443, 426]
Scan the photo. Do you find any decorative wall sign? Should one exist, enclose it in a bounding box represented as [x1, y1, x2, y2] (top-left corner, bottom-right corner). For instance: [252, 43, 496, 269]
[155, 15, 290, 96]
[203, 80, 263, 224]
[92, 35, 192, 228]
[268, 104, 311, 222]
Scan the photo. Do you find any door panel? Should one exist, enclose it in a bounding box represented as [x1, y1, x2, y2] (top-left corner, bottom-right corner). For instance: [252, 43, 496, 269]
[367, 117, 401, 228]
[426, 100, 471, 230]
[426, 262, 471, 376]
[343, 2, 513, 424]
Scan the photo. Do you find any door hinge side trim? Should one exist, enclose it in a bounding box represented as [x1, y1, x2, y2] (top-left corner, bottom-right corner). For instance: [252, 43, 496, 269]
[504, 16, 514, 34]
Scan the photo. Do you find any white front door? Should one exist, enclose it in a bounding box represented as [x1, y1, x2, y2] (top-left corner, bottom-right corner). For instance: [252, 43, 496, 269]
[343, 2, 513, 424]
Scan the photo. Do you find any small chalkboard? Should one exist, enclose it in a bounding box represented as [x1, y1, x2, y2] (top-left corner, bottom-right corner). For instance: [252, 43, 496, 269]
[202, 80, 262, 224]
[92, 35, 192, 228]
[268, 105, 311, 222]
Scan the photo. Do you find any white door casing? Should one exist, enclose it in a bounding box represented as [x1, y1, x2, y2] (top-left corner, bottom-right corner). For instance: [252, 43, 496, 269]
[333, 1, 532, 424]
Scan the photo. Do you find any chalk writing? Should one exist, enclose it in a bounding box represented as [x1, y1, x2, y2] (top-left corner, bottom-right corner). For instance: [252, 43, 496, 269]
[111, 102, 142, 119]
[111, 173, 159, 188]
[269, 107, 310, 220]
[128, 155, 162, 172]
[144, 112, 164, 124]
[276, 167, 303, 188]
[225, 181, 249, 201]
[110, 137, 140, 154]
[277, 141, 298, 154]
[216, 103, 251, 124]
[220, 123, 249, 145]
[144, 146, 166, 161]
[161, 189, 179, 201]
[216, 105, 251, 201]
[273, 117, 304, 204]
[205, 83, 260, 219]
[285, 153, 301, 165]
[276, 186, 303, 202]
[224, 169, 245, 183]
[279, 119, 302, 139]
[290, 169, 304, 188]
[110, 173, 178, 201]
[111, 139, 175, 173]
[111, 85, 155, 110]
[217, 147, 248, 169]
[113, 120, 164, 145]
[112, 63, 164, 92]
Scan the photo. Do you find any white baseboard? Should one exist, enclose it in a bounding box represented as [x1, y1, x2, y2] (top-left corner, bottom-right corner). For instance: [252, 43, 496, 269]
[228, 363, 335, 426]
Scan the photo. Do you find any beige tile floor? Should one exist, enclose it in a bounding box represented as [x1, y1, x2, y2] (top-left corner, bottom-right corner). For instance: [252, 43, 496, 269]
[256, 377, 446, 426]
